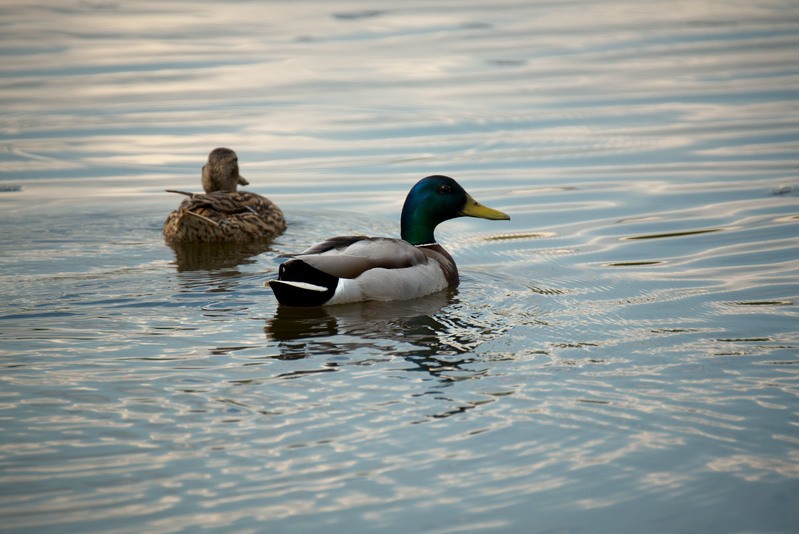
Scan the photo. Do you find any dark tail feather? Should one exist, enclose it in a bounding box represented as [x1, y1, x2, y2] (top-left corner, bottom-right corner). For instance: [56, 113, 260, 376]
[268, 259, 338, 306]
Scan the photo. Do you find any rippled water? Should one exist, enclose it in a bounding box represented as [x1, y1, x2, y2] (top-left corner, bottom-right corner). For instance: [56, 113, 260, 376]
[2, 1, 798, 532]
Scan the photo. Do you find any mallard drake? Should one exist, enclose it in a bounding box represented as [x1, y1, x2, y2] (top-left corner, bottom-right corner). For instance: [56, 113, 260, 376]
[268, 175, 509, 306]
[163, 147, 286, 243]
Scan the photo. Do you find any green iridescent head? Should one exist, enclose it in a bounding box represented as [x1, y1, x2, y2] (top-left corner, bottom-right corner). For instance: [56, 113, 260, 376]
[400, 175, 510, 246]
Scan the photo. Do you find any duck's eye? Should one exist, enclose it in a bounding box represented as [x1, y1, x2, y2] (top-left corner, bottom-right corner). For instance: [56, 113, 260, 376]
[438, 184, 452, 194]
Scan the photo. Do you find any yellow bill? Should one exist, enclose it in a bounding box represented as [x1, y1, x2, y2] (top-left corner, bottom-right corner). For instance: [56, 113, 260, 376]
[460, 193, 510, 220]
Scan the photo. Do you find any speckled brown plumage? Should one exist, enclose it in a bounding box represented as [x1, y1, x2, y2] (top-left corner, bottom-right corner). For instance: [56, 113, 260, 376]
[163, 148, 286, 243]
[163, 190, 286, 243]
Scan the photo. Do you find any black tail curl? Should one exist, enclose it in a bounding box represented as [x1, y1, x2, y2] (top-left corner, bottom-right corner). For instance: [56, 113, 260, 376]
[269, 259, 339, 307]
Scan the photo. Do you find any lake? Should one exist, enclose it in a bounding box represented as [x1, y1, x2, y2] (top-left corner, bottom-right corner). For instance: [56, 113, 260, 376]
[1, 1, 798, 532]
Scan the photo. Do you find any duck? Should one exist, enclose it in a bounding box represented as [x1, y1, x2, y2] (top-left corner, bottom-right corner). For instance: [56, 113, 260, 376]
[268, 175, 509, 306]
[163, 147, 286, 243]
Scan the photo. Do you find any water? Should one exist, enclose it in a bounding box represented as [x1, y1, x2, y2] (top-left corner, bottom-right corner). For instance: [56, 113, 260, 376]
[1, 1, 798, 532]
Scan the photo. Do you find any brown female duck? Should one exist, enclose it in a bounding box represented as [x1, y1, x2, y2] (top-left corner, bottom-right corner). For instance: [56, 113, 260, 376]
[163, 148, 286, 243]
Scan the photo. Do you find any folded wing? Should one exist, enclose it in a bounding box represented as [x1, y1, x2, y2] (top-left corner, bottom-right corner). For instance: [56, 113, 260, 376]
[292, 236, 429, 279]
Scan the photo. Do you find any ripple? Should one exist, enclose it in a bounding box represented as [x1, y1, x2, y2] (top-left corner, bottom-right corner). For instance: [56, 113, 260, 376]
[623, 227, 726, 240]
[481, 231, 557, 241]
[332, 9, 387, 20]
[730, 300, 793, 307]
[1, 0, 798, 532]
[606, 260, 667, 267]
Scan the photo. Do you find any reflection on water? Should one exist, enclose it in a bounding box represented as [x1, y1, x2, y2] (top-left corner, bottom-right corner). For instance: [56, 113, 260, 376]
[266, 291, 452, 343]
[265, 291, 509, 381]
[169, 241, 275, 272]
[1, 0, 798, 532]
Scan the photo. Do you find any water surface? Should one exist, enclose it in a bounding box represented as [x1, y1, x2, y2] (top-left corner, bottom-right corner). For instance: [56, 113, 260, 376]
[1, 1, 798, 532]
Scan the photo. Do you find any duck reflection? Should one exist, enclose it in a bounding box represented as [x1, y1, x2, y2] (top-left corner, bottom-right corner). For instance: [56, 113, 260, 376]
[266, 291, 451, 340]
[264, 290, 491, 379]
[174, 265, 247, 294]
[168, 241, 274, 272]
[170, 242, 276, 295]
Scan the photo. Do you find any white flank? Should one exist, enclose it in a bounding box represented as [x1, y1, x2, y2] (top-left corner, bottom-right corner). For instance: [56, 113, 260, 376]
[326, 263, 448, 305]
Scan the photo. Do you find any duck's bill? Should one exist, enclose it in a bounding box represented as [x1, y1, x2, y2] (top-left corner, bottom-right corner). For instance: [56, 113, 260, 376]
[460, 193, 510, 220]
[237, 175, 250, 186]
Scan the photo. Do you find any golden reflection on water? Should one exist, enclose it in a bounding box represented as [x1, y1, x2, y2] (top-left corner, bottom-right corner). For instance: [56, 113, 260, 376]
[2, 1, 798, 201]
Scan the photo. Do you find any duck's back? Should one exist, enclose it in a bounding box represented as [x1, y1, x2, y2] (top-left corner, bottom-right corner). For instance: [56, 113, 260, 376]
[163, 191, 286, 243]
